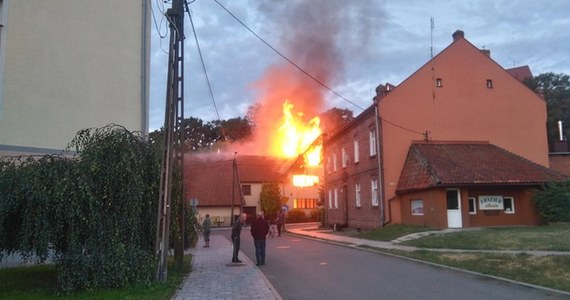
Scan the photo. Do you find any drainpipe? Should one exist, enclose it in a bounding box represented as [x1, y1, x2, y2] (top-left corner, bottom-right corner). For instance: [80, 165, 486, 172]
[373, 98, 385, 227]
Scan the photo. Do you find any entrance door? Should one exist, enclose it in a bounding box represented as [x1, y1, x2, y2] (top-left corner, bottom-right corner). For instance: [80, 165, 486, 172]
[446, 189, 462, 228]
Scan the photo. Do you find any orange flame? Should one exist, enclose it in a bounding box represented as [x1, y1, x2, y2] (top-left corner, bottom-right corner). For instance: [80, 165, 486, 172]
[270, 100, 322, 166]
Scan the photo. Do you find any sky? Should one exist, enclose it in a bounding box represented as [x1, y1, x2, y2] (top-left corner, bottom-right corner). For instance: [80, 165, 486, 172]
[148, 0, 570, 132]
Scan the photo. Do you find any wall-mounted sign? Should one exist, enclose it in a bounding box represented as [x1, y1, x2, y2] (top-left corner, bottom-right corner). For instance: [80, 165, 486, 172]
[478, 195, 504, 210]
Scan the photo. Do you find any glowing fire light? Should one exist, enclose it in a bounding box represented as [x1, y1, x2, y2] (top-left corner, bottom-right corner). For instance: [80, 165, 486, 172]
[271, 100, 322, 166]
[293, 174, 319, 187]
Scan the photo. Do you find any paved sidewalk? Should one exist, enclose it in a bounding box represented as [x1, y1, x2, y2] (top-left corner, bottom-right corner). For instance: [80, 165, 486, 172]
[172, 235, 281, 300]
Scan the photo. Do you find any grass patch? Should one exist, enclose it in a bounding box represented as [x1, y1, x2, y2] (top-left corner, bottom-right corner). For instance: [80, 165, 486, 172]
[0, 255, 192, 300]
[375, 249, 570, 293]
[402, 224, 570, 251]
[340, 224, 432, 241]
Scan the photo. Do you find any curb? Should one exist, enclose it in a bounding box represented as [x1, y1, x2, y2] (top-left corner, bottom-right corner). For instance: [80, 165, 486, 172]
[286, 231, 570, 297]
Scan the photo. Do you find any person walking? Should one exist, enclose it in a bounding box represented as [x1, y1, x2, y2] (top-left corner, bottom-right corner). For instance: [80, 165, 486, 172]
[202, 214, 212, 248]
[251, 211, 269, 266]
[276, 209, 285, 237]
[231, 213, 247, 263]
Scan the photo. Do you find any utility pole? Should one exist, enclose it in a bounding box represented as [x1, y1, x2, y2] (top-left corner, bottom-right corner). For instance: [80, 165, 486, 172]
[155, 0, 185, 282]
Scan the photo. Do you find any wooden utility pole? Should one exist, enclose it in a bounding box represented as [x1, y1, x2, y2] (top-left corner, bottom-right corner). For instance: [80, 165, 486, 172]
[155, 0, 185, 282]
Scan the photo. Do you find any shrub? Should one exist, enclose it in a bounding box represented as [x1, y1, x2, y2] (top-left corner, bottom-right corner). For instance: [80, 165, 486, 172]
[285, 209, 308, 223]
[0, 125, 162, 291]
[533, 181, 570, 223]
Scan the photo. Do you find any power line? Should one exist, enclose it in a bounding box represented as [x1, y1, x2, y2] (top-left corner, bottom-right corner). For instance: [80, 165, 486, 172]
[213, 0, 365, 112]
[186, 6, 229, 141]
[190, 0, 426, 138]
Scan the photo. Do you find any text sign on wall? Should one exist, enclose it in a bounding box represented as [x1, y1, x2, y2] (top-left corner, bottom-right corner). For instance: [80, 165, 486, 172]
[478, 195, 504, 210]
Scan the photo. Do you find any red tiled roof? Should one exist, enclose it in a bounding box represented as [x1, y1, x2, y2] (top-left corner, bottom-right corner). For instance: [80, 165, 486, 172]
[506, 65, 533, 82]
[396, 142, 566, 193]
[184, 155, 286, 206]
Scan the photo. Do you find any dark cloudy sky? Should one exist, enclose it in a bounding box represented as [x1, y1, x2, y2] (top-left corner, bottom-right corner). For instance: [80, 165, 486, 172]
[148, 0, 570, 131]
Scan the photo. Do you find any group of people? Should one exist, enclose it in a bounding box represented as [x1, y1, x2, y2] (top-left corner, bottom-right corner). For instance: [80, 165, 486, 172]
[201, 210, 285, 266]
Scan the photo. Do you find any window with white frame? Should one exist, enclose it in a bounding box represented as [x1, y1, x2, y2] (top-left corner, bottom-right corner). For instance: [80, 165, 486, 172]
[333, 151, 337, 172]
[504, 197, 515, 214]
[411, 199, 424, 215]
[326, 155, 332, 173]
[468, 197, 477, 215]
[328, 189, 333, 209]
[355, 182, 361, 207]
[371, 179, 378, 206]
[369, 129, 377, 156]
[342, 147, 348, 168]
[353, 139, 360, 163]
[334, 188, 339, 209]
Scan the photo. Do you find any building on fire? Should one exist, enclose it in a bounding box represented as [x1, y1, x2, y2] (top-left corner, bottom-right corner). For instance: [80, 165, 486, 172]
[185, 154, 321, 226]
[323, 30, 566, 230]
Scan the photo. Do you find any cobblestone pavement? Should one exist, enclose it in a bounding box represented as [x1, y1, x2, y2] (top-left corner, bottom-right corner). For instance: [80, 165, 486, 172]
[172, 234, 281, 300]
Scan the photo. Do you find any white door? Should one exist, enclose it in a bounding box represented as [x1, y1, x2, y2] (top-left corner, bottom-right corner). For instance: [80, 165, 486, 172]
[446, 189, 463, 228]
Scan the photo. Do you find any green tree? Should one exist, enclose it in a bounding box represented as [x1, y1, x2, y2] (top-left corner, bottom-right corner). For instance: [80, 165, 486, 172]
[213, 116, 253, 142]
[524, 72, 570, 149]
[0, 125, 162, 291]
[319, 107, 354, 134]
[259, 182, 285, 222]
[533, 181, 570, 223]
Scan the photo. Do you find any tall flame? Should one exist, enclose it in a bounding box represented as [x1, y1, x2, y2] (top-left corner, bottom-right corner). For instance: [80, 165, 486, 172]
[270, 100, 322, 166]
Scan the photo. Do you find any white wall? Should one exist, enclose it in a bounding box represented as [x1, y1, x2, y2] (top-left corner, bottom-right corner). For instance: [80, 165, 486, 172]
[0, 0, 150, 152]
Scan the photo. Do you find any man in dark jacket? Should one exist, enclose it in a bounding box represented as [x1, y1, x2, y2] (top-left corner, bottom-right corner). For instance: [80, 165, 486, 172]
[251, 211, 269, 266]
[231, 213, 247, 263]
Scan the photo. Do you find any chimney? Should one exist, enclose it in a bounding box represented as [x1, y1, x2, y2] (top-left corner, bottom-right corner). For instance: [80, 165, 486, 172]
[480, 49, 491, 57]
[452, 30, 464, 41]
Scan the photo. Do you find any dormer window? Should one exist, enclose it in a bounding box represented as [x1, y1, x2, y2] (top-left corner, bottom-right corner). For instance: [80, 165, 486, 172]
[486, 79, 493, 88]
[435, 78, 443, 87]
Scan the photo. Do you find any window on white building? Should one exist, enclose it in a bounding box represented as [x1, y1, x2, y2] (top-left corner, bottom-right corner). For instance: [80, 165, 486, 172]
[371, 179, 378, 206]
[353, 139, 360, 163]
[504, 197, 515, 214]
[369, 129, 377, 157]
[355, 182, 361, 207]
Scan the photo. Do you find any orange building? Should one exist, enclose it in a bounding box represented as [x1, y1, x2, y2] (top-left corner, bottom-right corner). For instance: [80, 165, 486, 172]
[324, 30, 566, 229]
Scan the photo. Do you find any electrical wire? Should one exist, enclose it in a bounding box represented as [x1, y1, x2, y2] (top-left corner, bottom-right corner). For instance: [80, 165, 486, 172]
[186, 6, 229, 141]
[212, 0, 425, 137]
[213, 0, 364, 112]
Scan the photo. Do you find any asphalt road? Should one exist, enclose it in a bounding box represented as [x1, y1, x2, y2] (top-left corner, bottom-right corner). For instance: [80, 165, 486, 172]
[216, 229, 569, 300]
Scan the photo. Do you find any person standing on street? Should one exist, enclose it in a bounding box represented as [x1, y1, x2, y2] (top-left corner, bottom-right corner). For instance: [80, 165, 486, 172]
[231, 213, 247, 263]
[202, 214, 212, 248]
[251, 211, 269, 266]
[276, 209, 285, 237]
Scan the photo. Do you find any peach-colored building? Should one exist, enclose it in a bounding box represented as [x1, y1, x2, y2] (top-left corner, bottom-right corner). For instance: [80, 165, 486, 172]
[324, 30, 565, 229]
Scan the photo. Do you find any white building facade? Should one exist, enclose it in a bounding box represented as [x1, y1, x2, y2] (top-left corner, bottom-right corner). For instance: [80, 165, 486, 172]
[0, 0, 151, 154]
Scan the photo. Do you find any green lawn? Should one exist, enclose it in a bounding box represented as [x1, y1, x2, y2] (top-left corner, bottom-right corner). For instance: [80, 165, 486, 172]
[0, 255, 191, 300]
[357, 223, 570, 293]
[401, 224, 570, 251]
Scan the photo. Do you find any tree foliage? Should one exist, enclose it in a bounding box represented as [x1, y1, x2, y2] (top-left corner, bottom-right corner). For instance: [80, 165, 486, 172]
[0, 125, 160, 291]
[533, 181, 570, 223]
[524, 72, 570, 148]
[259, 182, 285, 222]
[319, 107, 355, 134]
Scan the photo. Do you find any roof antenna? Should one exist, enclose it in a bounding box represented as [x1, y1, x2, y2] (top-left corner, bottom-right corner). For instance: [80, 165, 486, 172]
[430, 17, 434, 59]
